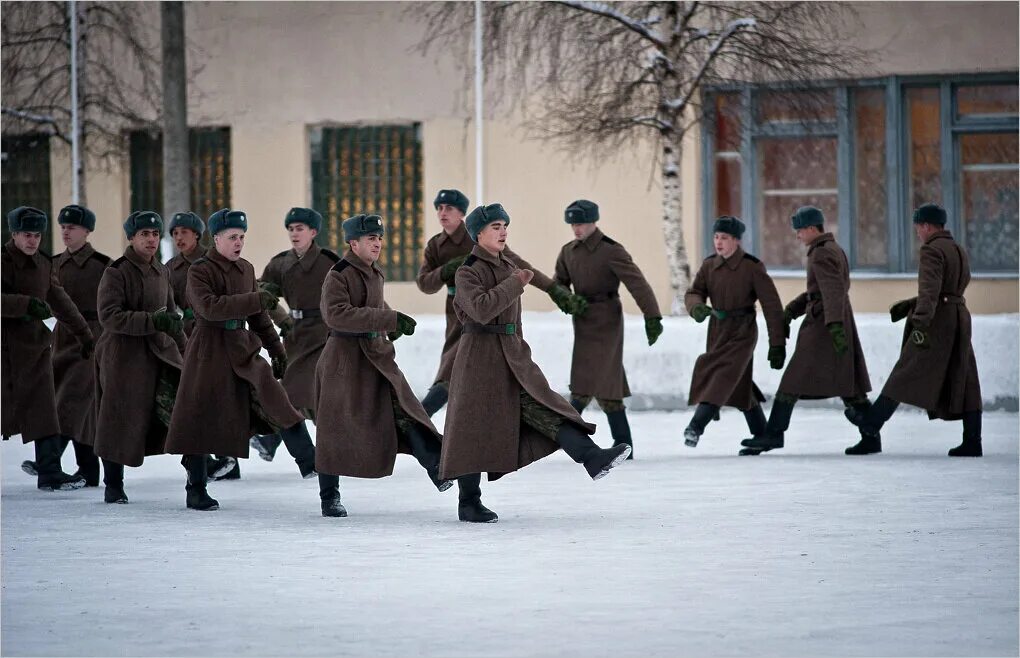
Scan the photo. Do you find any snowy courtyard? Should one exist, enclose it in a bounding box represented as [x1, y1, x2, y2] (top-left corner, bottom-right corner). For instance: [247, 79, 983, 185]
[3, 407, 1017, 657]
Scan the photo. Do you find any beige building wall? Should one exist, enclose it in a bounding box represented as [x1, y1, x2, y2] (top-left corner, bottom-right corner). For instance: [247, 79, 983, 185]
[38, 1, 1017, 313]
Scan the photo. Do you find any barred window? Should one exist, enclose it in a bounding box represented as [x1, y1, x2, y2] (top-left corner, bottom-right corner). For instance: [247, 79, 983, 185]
[128, 127, 232, 220]
[310, 124, 424, 282]
[1, 134, 52, 250]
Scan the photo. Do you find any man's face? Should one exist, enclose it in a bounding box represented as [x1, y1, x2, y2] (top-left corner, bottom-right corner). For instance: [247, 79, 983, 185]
[713, 232, 740, 258]
[61, 224, 90, 252]
[571, 222, 598, 241]
[350, 234, 384, 263]
[795, 226, 822, 246]
[914, 222, 938, 242]
[288, 222, 317, 254]
[12, 231, 42, 256]
[477, 221, 508, 253]
[437, 204, 465, 234]
[130, 228, 161, 261]
[172, 226, 200, 255]
[214, 228, 246, 261]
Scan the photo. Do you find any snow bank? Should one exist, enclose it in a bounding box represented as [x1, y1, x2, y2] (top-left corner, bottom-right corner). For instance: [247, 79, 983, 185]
[390, 313, 1020, 410]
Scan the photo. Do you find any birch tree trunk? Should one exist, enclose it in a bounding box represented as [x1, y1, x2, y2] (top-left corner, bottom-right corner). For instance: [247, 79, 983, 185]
[660, 132, 690, 315]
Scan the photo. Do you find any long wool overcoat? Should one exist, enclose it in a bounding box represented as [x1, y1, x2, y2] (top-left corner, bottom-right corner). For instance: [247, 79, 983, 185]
[882, 230, 981, 419]
[439, 245, 596, 481]
[260, 242, 339, 413]
[416, 220, 555, 385]
[779, 233, 871, 400]
[166, 248, 304, 458]
[314, 252, 443, 478]
[684, 247, 785, 410]
[2, 241, 92, 442]
[93, 247, 185, 466]
[167, 246, 206, 336]
[554, 227, 661, 400]
[52, 243, 111, 445]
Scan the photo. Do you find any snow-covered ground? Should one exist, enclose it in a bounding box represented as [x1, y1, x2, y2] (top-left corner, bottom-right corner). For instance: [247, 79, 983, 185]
[3, 409, 1017, 657]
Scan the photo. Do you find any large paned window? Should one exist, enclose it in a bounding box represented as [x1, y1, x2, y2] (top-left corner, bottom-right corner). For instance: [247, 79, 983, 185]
[1, 134, 53, 250]
[704, 75, 1019, 274]
[310, 124, 423, 282]
[128, 127, 232, 219]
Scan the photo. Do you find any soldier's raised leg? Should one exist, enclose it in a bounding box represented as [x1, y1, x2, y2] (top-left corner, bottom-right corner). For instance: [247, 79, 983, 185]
[250, 433, 282, 461]
[740, 393, 798, 454]
[684, 403, 720, 448]
[34, 435, 87, 491]
[278, 421, 317, 478]
[522, 392, 630, 480]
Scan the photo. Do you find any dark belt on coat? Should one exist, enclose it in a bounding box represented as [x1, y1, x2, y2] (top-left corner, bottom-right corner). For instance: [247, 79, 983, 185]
[329, 329, 381, 339]
[447, 285, 456, 297]
[717, 305, 756, 319]
[196, 318, 247, 330]
[289, 308, 322, 320]
[939, 294, 965, 305]
[80, 310, 99, 321]
[463, 321, 517, 335]
[584, 291, 620, 303]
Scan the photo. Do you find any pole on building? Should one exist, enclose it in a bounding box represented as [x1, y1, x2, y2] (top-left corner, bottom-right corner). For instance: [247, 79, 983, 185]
[69, 0, 80, 204]
[474, 0, 483, 205]
[161, 1, 189, 261]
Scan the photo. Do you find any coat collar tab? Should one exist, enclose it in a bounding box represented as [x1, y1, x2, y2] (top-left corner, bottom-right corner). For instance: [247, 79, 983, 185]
[439, 222, 469, 246]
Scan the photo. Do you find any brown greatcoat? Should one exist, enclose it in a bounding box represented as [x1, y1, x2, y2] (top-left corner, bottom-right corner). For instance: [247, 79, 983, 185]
[882, 230, 981, 419]
[93, 247, 185, 466]
[314, 252, 442, 478]
[167, 246, 206, 336]
[440, 245, 596, 481]
[53, 242, 111, 445]
[684, 247, 785, 410]
[779, 232, 871, 399]
[416, 220, 556, 385]
[2, 242, 92, 442]
[554, 227, 661, 400]
[166, 248, 303, 457]
[260, 242, 339, 412]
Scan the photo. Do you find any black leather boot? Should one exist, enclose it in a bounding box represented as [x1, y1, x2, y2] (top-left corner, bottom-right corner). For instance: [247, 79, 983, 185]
[458, 473, 497, 523]
[207, 455, 240, 480]
[319, 473, 348, 517]
[606, 409, 634, 459]
[555, 422, 631, 480]
[184, 455, 219, 511]
[250, 433, 282, 462]
[684, 403, 719, 448]
[844, 396, 895, 455]
[70, 438, 100, 486]
[421, 384, 449, 417]
[35, 436, 86, 491]
[569, 397, 588, 415]
[743, 404, 767, 437]
[740, 397, 795, 453]
[279, 422, 317, 478]
[404, 424, 454, 492]
[102, 459, 128, 504]
[949, 410, 983, 457]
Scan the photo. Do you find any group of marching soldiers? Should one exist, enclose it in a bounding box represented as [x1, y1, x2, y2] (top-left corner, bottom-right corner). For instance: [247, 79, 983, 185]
[2, 188, 982, 521]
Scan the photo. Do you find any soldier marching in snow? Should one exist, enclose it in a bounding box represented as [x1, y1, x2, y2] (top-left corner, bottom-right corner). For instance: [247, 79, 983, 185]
[93, 211, 186, 504]
[2, 206, 95, 491]
[440, 203, 632, 523]
[19, 205, 110, 487]
[313, 213, 452, 518]
[844, 203, 983, 457]
[166, 208, 312, 511]
[553, 199, 663, 458]
[682, 216, 785, 449]
[740, 206, 874, 456]
[415, 188, 587, 417]
[247, 207, 335, 478]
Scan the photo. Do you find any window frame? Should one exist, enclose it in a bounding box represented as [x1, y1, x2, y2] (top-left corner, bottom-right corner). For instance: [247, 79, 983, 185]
[702, 72, 1019, 276]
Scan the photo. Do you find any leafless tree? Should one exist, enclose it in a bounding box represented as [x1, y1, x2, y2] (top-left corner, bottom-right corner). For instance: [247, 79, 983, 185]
[415, 1, 869, 313]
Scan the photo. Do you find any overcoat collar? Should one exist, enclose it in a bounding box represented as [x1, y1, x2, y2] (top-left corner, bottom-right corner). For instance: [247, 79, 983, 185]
[807, 232, 835, 255]
[471, 244, 508, 267]
[713, 245, 745, 271]
[925, 229, 953, 245]
[172, 246, 207, 269]
[206, 245, 244, 272]
[343, 249, 385, 278]
[438, 221, 469, 247]
[61, 242, 96, 268]
[5, 241, 42, 269]
[295, 242, 322, 273]
[573, 227, 604, 253]
[124, 245, 162, 273]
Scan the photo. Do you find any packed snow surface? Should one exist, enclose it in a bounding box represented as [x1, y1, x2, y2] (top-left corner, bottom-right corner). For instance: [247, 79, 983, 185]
[3, 408, 1017, 657]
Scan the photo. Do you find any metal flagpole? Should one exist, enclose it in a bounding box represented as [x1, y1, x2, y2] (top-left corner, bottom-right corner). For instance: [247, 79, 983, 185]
[69, 0, 80, 204]
[474, 0, 483, 206]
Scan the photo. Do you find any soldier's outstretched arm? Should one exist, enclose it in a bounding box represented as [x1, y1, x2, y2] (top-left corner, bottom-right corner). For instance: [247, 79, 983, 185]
[1, 291, 32, 317]
[503, 245, 555, 292]
[911, 244, 946, 329]
[610, 245, 661, 318]
[321, 271, 397, 333]
[165, 281, 187, 353]
[683, 261, 709, 314]
[188, 266, 261, 321]
[258, 259, 290, 326]
[752, 264, 785, 347]
[553, 249, 571, 290]
[98, 268, 157, 336]
[813, 248, 848, 325]
[415, 239, 446, 295]
[454, 264, 524, 325]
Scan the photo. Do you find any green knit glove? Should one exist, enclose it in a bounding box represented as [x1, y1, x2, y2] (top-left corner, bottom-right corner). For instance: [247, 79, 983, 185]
[828, 322, 848, 356]
[152, 310, 183, 335]
[547, 284, 574, 315]
[645, 317, 663, 346]
[396, 312, 417, 336]
[259, 289, 279, 311]
[690, 304, 712, 323]
[278, 316, 295, 340]
[569, 294, 589, 317]
[271, 354, 288, 379]
[259, 281, 283, 298]
[768, 345, 786, 370]
[387, 330, 403, 342]
[25, 297, 52, 320]
[440, 255, 468, 283]
[889, 299, 914, 323]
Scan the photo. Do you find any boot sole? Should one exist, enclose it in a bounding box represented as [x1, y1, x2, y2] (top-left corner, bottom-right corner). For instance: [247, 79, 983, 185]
[436, 480, 455, 492]
[38, 479, 88, 491]
[683, 428, 700, 447]
[459, 516, 498, 523]
[187, 504, 220, 511]
[21, 461, 38, 477]
[249, 437, 276, 462]
[209, 458, 237, 479]
[591, 445, 632, 481]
